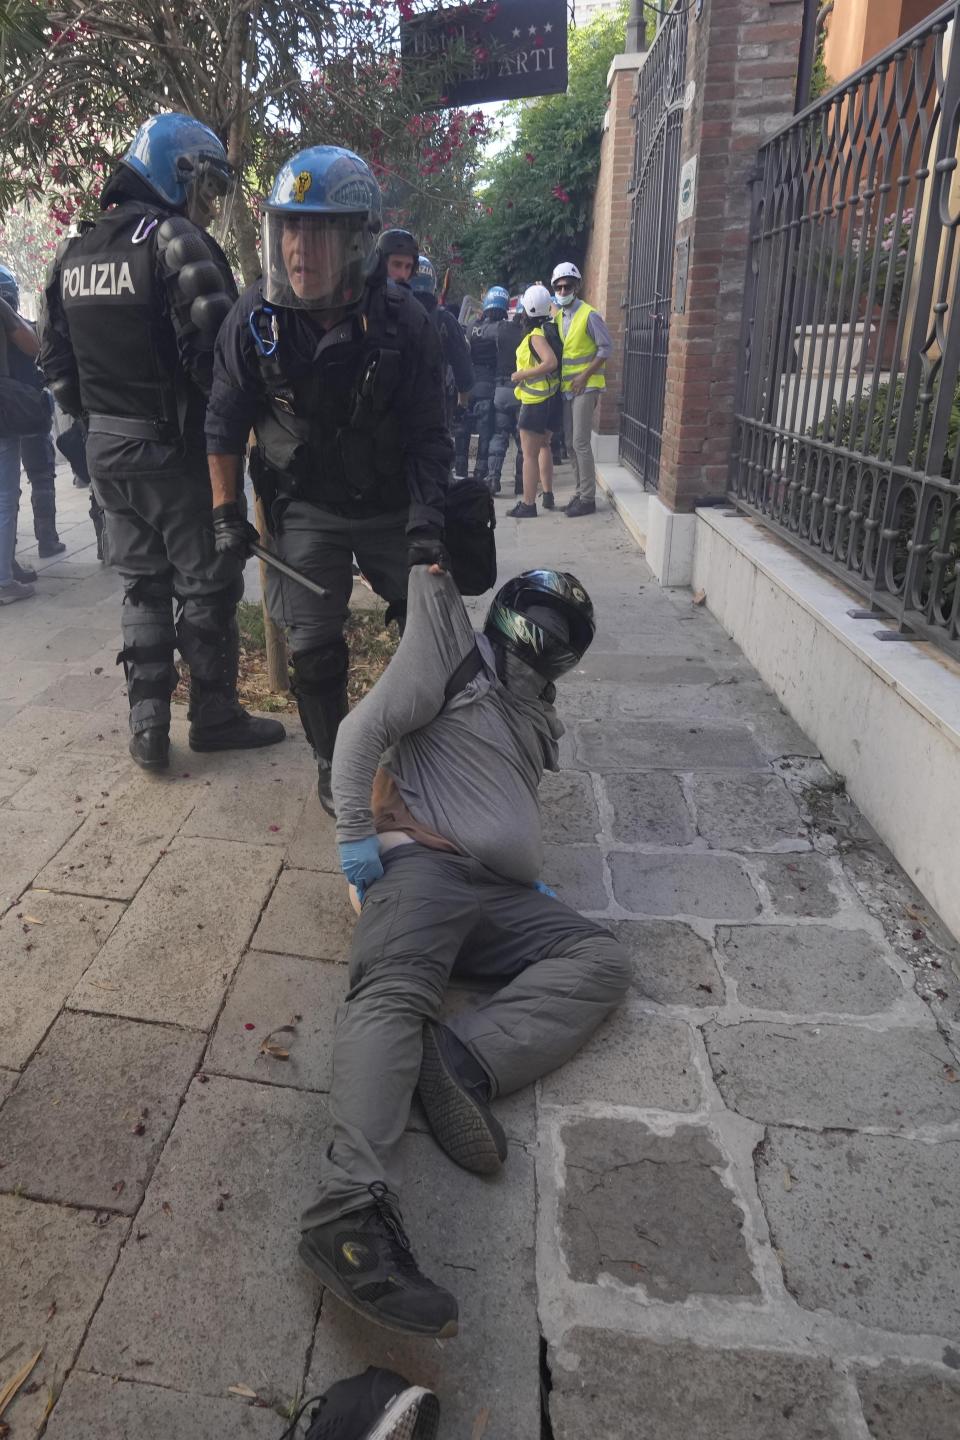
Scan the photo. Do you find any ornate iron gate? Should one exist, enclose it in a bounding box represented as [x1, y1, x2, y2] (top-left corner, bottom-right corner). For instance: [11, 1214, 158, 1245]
[618, 2, 688, 489]
[731, 1, 960, 660]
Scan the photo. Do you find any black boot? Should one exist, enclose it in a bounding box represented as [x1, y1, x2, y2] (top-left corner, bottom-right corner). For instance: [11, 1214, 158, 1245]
[293, 668, 349, 818]
[12, 557, 37, 583]
[37, 528, 66, 558]
[417, 1022, 506, 1175]
[299, 1183, 458, 1338]
[304, 1367, 440, 1440]
[180, 601, 286, 753]
[188, 710, 286, 752]
[129, 727, 170, 771]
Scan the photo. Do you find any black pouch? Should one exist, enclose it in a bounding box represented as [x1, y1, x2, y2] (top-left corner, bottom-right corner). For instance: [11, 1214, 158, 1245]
[0, 377, 52, 438]
[444, 478, 497, 595]
[247, 445, 280, 531]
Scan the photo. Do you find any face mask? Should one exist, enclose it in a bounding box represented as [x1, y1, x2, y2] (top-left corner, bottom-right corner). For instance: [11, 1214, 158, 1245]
[553, 291, 575, 308]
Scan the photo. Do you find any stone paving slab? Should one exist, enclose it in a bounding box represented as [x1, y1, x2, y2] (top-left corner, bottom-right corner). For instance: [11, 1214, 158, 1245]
[757, 1128, 960, 1338]
[609, 851, 760, 919]
[716, 924, 902, 1014]
[559, 1117, 759, 1299]
[80, 1075, 325, 1399]
[179, 765, 310, 848]
[284, 791, 340, 872]
[0, 704, 105, 769]
[688, 773, 807, 851]
[610, 919, 724, 1005]
[0, 1194, 126, 1438]
[0, 809, 84, 913]
[706, 1022, 958, 1130]
[34, 777, 198, 900]
[71, 838, 281, 1028]
[855, 1364, 960, 1439]
[542, 843, 609, 911]
[29, 623, 118, 662]
[575, 718, 767, 771]
[0, 1066, 16, 1104]
[252, 867, 357, 961]
[308, 1132, 540, 1440]
[7, 750, 130, 814]
[0, 761, 37, 801]
[0, 659, 75, 705]
[603, 772, 695, 846]
[29, 668, 125, 712]
[0, 1010, 204, 1213]
[206, 951, 348, 1093]
[541, 769, 600, 843]
[0, 891, 125, 1068]
[574, 652, 722, 685]
[548, 1330, 848, 1439]
[539, 1006, 701, 1110]
[44, 1372, 281, 1440]
[757, 853, 850, 918]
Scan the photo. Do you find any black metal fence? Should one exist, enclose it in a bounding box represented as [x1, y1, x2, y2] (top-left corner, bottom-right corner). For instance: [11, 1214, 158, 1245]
[619, 1, 688, 489]
[731, 1, 960, 659]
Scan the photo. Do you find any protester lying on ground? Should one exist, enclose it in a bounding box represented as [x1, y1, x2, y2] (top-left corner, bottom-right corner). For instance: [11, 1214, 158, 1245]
[297, 563, 630, 1339]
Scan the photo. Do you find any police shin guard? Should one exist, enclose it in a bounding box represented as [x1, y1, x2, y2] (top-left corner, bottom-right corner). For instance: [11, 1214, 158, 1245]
[291, 641, 349, 817]
[178, 593, 286, 753]
[118, 580, 178, 770]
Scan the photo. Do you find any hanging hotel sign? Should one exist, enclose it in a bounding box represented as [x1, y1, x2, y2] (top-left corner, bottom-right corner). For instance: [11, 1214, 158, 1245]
[402, 0, 568, 107]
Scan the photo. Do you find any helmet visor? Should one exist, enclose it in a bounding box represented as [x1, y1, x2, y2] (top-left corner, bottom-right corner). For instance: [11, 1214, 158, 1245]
[185, 154, 237, 232]
[262, 211, 371, 310]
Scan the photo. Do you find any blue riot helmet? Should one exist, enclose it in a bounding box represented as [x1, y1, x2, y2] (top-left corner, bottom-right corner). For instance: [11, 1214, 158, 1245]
[0, 264, 18, 310]
[262, 146, 382, 311]
[410, 255, 437, 295]
[118, 113, 235, 230]
[483, 285, 509, 315]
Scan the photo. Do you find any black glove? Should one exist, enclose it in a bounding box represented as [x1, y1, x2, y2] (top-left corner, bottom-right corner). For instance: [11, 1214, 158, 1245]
[212, 502, 259, 559]
[407, 533, 450, 571]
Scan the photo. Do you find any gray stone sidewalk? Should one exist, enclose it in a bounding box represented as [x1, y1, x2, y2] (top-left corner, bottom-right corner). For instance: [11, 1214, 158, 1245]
[2, 464, 960, 1438]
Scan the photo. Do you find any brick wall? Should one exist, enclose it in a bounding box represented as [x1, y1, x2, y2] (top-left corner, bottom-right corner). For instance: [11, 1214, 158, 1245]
[658, 0, 805, 512]
[581, 57, 642, 435]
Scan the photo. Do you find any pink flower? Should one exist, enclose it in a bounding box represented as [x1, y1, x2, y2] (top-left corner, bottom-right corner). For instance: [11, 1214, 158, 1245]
[525, 152, 536, 165]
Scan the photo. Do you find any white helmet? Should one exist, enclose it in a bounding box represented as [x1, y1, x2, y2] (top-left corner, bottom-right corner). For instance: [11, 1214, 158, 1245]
[551, 261, 581, 286]
[520, 283, 553, 319]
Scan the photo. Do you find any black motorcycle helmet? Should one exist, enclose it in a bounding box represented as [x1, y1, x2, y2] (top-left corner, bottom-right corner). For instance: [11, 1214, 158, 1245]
[484, 570, 595, 682]
[377, 227, 419, 260]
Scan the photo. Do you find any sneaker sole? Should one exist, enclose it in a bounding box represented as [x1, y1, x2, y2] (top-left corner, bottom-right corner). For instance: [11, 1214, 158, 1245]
[368, 1388, 441, 1440]
[417, 1026, 506, 1175]
[297, 1240, 459, 1340]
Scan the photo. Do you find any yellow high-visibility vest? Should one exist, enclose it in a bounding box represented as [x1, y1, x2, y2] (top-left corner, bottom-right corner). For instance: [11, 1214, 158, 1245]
[561, 302, 606, 392]
[514, 327, 560, 404]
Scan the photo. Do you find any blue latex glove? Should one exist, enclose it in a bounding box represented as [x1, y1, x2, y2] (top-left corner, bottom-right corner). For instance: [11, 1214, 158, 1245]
[533, 880, 557, 900]
[338, 837, 384, 905]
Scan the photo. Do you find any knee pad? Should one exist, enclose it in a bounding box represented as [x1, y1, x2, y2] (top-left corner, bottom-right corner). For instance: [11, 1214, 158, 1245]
[124, 574, 172, 609]
[292, 638, 349, 694]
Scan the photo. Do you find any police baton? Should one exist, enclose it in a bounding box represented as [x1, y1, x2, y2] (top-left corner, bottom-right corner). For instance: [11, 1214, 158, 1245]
[250, 543, 331, 601]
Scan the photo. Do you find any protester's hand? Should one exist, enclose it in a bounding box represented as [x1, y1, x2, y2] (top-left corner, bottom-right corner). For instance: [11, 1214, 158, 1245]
[212, 502, 259, 558]
[338, 837, 384, 906]
[533, 879, 558, 899]
[510, 370, 523, 385]
[407, 534, 450, 572]
[570, 376, 587, 397]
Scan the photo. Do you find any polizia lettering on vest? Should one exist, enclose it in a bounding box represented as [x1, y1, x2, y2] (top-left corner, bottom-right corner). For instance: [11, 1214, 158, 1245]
[62, 261, 137, 299]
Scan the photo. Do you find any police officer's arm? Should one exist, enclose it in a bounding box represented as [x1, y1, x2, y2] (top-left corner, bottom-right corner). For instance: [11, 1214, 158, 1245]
[1, 297, 40, 359]
[403, 307, 454, 546]
[443, 310, 475, 396]
[157, 221, 237, 399]
[37, 268, 82, 416]
[206, 293, 260, 554]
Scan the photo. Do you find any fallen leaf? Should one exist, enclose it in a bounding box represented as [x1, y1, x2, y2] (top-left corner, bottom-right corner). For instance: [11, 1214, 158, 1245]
[260, 1045, 290, 1060]
[0, 1348, 43, 1417]
[244, 1023, 256, 1031]
[131, 1121, 146, 1136]
[45, 1302, 57, 1322]
[112, 1180, 126, 1196]
[782, 1167, 793, 1192]
[134, 1359, 153, 1367]
[471, 1407, 491, 1440]
[22, 915, 43, 925]
[22, 1382, 40, 1395]
[268, 824, 280, 833]
[945, 1067, 959, 1083]
[905, 902, 928, 922]
[161, 1201, 173, 1217]
[228, 1384, 259, 1400]
[691, 589, 706, 606]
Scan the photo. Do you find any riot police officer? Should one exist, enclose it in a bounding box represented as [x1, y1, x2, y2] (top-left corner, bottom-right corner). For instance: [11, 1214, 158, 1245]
[409, 255, 474, 433]
[487, 300, 525, 496]
[377, 228, 419, 288]
[39, 112, 285, 771]
[205, 147, 452, 815]
[454, 285, 509, 486]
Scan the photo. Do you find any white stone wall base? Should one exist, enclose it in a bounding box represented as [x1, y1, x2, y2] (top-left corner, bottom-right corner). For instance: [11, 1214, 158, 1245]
[693, 508, 960, 941]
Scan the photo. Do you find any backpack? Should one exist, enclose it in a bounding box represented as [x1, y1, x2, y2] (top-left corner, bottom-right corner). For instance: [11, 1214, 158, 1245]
[0, 376, 53, 438]
[541, 318, 565, 371]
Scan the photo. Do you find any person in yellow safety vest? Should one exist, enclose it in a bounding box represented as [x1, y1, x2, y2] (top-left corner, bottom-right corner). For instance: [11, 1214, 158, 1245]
[551, 261, 612, 518]
[507, 284, 560, 519]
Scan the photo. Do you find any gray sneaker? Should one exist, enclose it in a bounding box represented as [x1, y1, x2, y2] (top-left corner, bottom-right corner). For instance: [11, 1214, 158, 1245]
[0, 579, 35, 605]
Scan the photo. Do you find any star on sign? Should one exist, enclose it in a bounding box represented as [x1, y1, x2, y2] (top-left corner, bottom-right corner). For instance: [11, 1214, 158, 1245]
[528, 24, 536, 35]
[512, 25, 520, 36]
[545, 21, 553, 31]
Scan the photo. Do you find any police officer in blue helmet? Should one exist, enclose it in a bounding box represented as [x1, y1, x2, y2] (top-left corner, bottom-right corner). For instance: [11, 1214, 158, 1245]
[454, 284, 510, 487]
[206, 147, 452, 814]
[39, 112, 284, 771]
[408, 252, 473, 433]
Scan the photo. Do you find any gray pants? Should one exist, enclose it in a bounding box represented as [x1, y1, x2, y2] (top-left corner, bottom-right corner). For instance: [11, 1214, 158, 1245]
[93, 467, 244, 734]
[302, 845, 630, 1228]
[265, 500, 409, 654]
[563, 391, 600, 502]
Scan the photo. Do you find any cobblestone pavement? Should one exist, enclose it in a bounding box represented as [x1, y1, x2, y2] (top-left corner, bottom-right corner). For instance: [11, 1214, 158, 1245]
[2, 465, 960, 1439]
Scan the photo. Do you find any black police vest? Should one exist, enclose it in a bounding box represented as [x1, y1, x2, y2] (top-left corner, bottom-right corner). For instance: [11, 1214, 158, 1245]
[253, 285, 410, 518]
[57, 202, 182, 429]
[469, 317, 500, 380]
[496, 318, 523, 381]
